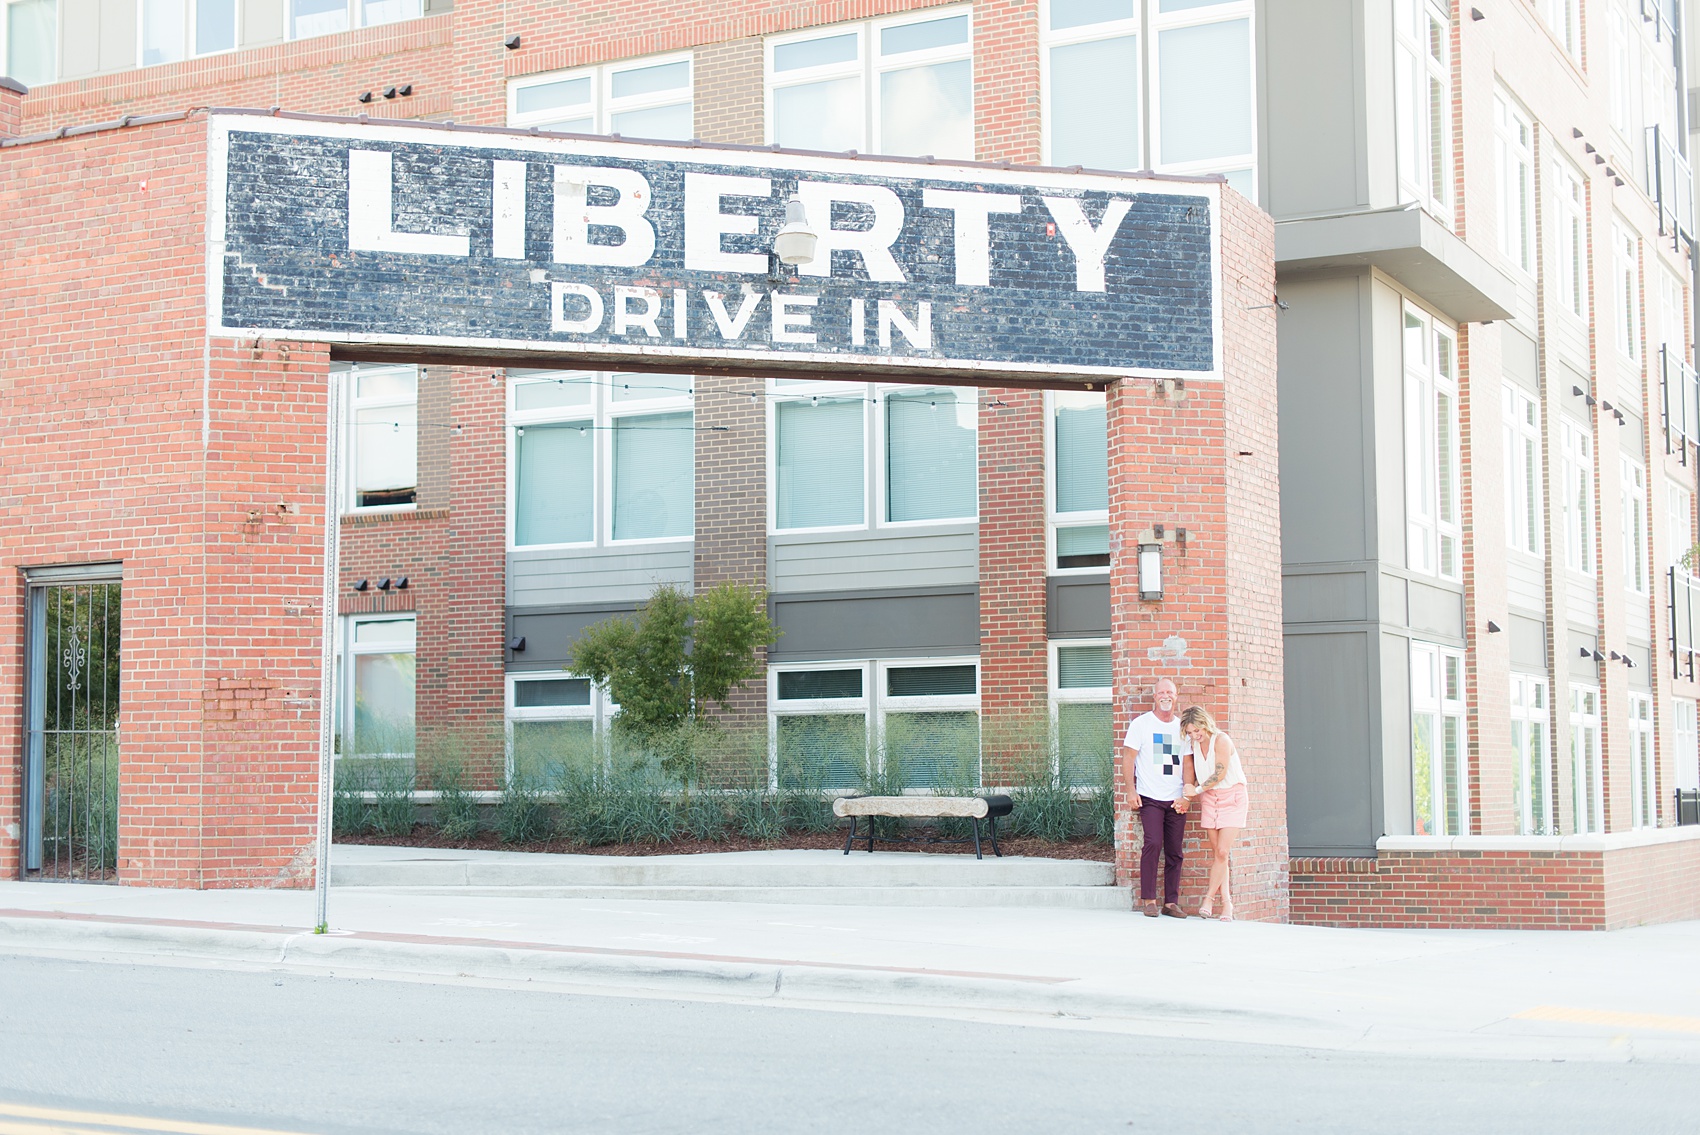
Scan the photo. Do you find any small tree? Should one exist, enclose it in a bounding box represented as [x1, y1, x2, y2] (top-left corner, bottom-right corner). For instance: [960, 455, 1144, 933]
[569, 582, 780, 758]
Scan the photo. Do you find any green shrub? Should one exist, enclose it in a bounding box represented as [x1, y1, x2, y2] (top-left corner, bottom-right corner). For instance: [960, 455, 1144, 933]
[783, 790, 838, 835]
[368, 759, 417, 837]
[425, 753, 480, 841]
[730, 789, 786, 841]
[679, 792, 728, 841]
[497, 761, 553, 845]
[331, 761, 374, 837]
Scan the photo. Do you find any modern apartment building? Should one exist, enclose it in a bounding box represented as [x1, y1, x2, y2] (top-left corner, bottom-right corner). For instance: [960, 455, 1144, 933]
[4, 0, 1698, 926]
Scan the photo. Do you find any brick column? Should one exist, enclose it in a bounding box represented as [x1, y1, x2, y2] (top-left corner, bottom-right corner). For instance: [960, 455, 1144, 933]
[695, 38, 764, 146]
[1109, 188, 1286, 920]
[0, 78, 24, 138]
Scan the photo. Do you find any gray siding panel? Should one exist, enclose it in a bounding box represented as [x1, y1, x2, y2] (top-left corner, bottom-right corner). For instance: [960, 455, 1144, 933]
[1047, 575, 1110, 638]
[507, 603, 645, 670]
[509, 545, 692, 607]
[1408, 580, 1464, 641]
[1506, 552, 1545, 616]
[1282, 571, 1368, 623]
[1509, 614, 1547, 671]
[1380, 631, 1412, 837]
[771, 525, 977, 594]
[771, 587, 978, 661]
[1285, 630, 1378, 854]
[1263, 0, 1364, 218]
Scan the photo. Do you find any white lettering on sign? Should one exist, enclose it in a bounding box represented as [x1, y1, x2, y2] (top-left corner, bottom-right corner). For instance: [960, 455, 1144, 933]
[684, 172, 772, 273]
[771, 293, 818, 344]
[1042, 196, 1130, 293]
[878, 300, 932, 350]
[347, 149, 471, 257]
[551, 282, 604, 333]
[613, 285, 663, 337]
[795, 182, 907, 282]
[553, 166, 656, 267]
[492, 160, 527, 260]
[922, 189, 1022, 286]
[704, 288, 764, 340]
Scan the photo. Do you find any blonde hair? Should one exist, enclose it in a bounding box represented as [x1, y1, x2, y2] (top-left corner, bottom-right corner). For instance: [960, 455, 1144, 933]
[1179, 705, 1218, 737]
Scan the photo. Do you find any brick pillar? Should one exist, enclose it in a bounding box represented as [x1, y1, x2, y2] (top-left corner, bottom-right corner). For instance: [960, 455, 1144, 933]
[1109, 188, 1286, 920]
[978, 388, 1049, 785]
[695, 38, 764, 146]
[973, 0, 1041, 164]
[0, 77, 23, 138]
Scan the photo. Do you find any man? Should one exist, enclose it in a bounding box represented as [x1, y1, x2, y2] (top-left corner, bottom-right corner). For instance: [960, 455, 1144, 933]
[1121, 677, 1192, 918]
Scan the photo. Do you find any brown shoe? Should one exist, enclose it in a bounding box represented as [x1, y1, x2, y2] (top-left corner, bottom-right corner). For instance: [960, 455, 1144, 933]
[1142, 900, 1160, 917]
[1161, 903, 1188, 919]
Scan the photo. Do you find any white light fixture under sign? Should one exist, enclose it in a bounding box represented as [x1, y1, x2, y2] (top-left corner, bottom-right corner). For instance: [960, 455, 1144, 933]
[773, 195, 818, 267]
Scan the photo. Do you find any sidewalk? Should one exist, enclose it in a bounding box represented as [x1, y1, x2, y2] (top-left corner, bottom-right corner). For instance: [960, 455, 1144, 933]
[3, 847, 1698, 1064]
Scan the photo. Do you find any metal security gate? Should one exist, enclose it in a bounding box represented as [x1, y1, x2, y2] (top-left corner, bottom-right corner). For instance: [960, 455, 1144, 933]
[23, 568, 122, 882]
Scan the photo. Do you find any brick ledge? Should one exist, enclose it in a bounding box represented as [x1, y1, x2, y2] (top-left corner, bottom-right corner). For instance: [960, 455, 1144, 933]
[1377, 828, 1700, 854]
[341, 507, 449, 527]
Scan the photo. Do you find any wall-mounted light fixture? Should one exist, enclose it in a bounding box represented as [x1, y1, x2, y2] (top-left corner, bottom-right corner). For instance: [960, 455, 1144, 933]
[1578, 646, 1593, 658]
[353, 579, 370, 592]
[1610, 650, 1623, 661]
[396, 576, 409, 590]
[768, 195, 818, 283]
[377, 578, 393, 591]
[1572, 385, 1597, 406]
[1138, 544, 1164, 601]
[504, 34, 521, 49]
[1592, 649, 1606, 662]
[357, 91, 374, 104]
[508, 636, 526, 652]
[1486, 620, 1503, 633]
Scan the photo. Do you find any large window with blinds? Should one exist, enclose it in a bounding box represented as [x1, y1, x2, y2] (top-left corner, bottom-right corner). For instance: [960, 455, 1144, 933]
[1048, 391, 1110, 571]
[508, 370, 694, 548]
[1052, 641, 1112, 788]
[770, 379, 978, 532]
[508, 53, 693, 139]
[506, 673, 615, 778]
[339, 363, 418, 513]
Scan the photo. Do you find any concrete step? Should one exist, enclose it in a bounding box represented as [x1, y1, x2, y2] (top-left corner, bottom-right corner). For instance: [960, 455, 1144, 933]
[329, 845, 1123, 908]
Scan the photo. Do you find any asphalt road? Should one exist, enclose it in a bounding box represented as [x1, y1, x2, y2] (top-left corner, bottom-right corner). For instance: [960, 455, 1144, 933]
[0, 954, 1692, 1135]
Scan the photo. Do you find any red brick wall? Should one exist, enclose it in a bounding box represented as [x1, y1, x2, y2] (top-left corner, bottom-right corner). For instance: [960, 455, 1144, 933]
[1109, 187, 1285, 921]
[1292, 833, 1700, 930]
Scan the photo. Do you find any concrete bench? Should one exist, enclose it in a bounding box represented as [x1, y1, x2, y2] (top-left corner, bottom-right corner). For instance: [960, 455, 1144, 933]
[832, 795, 1015, 859]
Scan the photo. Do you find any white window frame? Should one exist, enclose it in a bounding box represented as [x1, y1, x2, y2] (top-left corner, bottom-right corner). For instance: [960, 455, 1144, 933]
[1403, 304, 1461, 581]
[507, 369, 695, 551]
[1613, 219, 1640, 362]
[1622, 455, 1648, 595]
[767, 379, 979, 534]
[1503, 384, 1543, 558]
[1510, 672, 1553, 835]
[1411, 640, 1469, 837]
[505, 671, 615, 779]
[1569, 683, 1603, 834]
[1675, 697, 1700, 793]
[764, 7, 974, 159]
[1493, 90, 1535, 275]
[768, 661, 873, 792]
[1629, 691, 1657, 829]
[1538, 0, 1580, 59]
[1038, 0, 1142, 170]
[1045, 389, 1110, 576]
[335, 613, 417, 761]
[3, 0, 57, 86]
[1147, 0, 1256, 197]
[876, 656, 982, 786]
[1049, 638, 1112, 788]
[1668, 481, 1694, 571]
[507, 51, 694, 135]
[1549, 154, 1588, 322]
[1560, 419, 1595, 576]
[1658, 265, 1685, 357]
[1392, 0, 1452, 218]
[340, 362, 419, 516]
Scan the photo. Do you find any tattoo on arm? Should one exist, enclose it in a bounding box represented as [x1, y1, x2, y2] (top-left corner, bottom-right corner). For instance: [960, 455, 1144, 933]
[1198, 738, 1231, 791]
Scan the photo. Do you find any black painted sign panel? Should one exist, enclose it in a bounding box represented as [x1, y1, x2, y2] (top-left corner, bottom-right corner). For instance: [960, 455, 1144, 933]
[209, 115, 1220, 381]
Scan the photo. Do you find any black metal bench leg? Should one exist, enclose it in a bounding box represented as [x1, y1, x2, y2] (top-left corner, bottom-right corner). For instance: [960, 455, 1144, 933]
[989, 815, 1002, 857]
[971, 818, 983, 859]
[843, 816, 856, 855]
[867, 816, 876, 853]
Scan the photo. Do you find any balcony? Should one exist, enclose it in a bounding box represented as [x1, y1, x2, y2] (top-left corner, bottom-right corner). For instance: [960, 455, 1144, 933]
[1669, 566, 1700, 680]
[1644, 125, 1694, 251]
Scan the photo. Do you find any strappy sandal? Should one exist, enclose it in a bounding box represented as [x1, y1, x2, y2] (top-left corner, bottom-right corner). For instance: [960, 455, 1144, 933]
[1198, 899, 1213, 919]
[1219, 900, 1234, 922]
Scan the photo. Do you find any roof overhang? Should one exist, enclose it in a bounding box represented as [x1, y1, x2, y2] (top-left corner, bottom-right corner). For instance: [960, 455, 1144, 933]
[1274, 205, 1516, 324]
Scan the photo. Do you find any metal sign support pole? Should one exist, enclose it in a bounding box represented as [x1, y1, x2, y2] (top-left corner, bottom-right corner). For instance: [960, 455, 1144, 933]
[313, 370, 343, 933]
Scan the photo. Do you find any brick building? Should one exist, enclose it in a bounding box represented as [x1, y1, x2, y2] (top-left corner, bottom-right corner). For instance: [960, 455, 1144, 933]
[3, 0, 1698, 926]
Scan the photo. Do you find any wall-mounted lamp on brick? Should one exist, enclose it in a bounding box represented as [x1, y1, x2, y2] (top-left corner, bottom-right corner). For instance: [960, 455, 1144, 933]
[1486, 620, 1503, 633]
[396, 576, 409, 590]
[1151, 377, 1188, 401]
[398, 84, 413, 97]
[1138, 544, 1164, 601]
[357, 91, 374, 103]
[383, 87, 398, 99]
[1571, 385, 1597, 406]
[378, 578, 393, 591]
[1592, 649, 1605, 662]
[508, 636, 526, 652]
[353, 579, 370, 592]
[504, 34, 521, 49]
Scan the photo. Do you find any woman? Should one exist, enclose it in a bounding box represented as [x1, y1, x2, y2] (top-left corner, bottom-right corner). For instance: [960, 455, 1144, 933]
[1180, 705, 1248, 921]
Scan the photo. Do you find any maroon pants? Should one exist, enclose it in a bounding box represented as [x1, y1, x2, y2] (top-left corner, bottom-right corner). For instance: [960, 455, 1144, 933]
[1138, 799, 1188, 904]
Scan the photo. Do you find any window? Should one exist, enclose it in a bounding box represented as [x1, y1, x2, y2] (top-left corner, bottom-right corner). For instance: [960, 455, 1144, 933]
[1052, 641, 1112, 788]
[767, 659, 981, 790]
[769, 379, 977, 532]
[1629, 692, 1657, 828]
[1668, 482, 1693, 570]
[766, 9, 973, 160]
[1676, 698, 1700, 793]
[1608, 1, 1634, 138]
[1041, 0, 1140, 170]
[1493, 92, 1534, 274]
[1503, 385, 1542, 557]
[1549, 156, 1587, 320]
[288, 0, 420, 42]
[336, 615, 416, 762]
[1569, 684, 1602, 834]
[1049, 391, 1109, 571]
[1150, 0, 1254, 198]
[508, 54, 694, 139]
[1658, 265, 1685, 356]
[1623, 457, 1647, 594]
[1510, 673, 1552, 835]
[1411, 641, 1467, 836]
[1403, 306, 1460, 580]
[341, 363, 418, 512]
[507, 673, 613, 777]
[7, 0, 55, 85]
[1538, 0, 1580, 58]
[1394, 0, 1450, 217]
[1560, 419, 1595, 575]
[509, 370, 694, 547]
[1613, 220, 1640, 361]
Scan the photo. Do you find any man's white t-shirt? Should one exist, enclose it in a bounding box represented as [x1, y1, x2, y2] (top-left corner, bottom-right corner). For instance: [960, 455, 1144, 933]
[1123, 711, 1193, 802]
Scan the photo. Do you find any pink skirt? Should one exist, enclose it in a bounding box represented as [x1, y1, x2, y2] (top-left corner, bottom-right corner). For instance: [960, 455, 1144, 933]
[1200, 782, 1249, 829]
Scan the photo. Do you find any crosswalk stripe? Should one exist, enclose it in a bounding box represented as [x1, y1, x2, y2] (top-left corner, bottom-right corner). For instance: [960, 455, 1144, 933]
[1512, 1005, 1700, 1034]
[0, 1104, 317, 1135]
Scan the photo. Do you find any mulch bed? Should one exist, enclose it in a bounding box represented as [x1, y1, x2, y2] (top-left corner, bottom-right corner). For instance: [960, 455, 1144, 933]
[337, 825, 1113, 862]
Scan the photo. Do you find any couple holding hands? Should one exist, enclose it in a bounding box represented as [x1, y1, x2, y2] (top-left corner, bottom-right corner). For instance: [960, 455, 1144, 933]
[1121, 677, 1249, 921]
